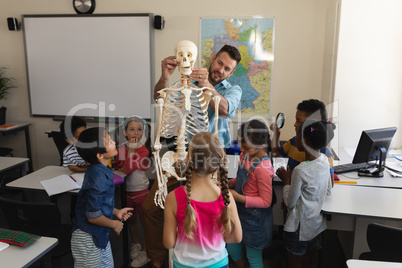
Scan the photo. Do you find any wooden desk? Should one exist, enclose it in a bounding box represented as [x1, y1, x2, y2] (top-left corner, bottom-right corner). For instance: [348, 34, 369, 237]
[347, 259, 402, 268]
[0, 236, 58, 268]
[0, 123, 33, 173]
[0, 157, 29, 177]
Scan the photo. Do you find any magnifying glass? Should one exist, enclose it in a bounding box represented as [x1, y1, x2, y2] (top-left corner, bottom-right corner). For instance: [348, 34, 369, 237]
[275, 112, 285, 129]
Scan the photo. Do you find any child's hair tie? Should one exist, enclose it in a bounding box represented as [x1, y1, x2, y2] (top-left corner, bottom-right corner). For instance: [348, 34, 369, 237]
[311, 127, 314, 132]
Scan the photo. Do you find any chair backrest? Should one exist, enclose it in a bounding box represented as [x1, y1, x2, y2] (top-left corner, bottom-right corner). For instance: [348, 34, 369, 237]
[50, 131, 69, 166]
[367, 222, 402, 262]
[0, 196, 61, 237]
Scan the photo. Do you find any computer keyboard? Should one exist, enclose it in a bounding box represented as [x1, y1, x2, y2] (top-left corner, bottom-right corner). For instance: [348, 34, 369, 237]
[334, 162, 373, 174]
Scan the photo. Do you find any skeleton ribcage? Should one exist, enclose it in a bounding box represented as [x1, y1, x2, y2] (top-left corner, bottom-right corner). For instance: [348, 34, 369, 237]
[160, 90, 209, 139]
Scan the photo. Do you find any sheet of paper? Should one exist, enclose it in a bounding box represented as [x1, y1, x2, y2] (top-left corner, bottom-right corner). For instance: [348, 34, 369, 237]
[0, 241, 9, 252]
[273, 157, 289, 173]
[40, 174, 81, 196]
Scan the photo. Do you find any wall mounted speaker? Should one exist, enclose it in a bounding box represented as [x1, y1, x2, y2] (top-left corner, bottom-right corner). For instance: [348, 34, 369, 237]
[154, 15, 165, 30]
[7, 17, 19, 31]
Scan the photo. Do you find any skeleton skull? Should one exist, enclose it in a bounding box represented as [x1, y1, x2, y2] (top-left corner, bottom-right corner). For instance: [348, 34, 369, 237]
[174, 40, 197, 76]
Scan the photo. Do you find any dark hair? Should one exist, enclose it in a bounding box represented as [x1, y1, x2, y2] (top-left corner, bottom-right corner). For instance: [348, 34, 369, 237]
[216, 45, 241, 65]
[76, 127, 107, 164]
[300, 119, 336, 150]
[237, 119, 272, 157]
[297, 99, 328, 121]
[60, 116, 87, 141]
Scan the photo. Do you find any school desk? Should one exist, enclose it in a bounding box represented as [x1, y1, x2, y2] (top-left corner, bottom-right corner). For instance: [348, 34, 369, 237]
[0, 123, 33, 173]
[322, 184, 402, 259]
[0, 157, 29, 177]
[5, 165, 130, 267]
[6, 165, 74, 193]
[0, 236, 58, 268]
[333, 147, 402, 188]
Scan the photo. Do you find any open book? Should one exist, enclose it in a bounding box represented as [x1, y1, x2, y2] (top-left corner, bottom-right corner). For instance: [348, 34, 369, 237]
[40, 173, 84, 196]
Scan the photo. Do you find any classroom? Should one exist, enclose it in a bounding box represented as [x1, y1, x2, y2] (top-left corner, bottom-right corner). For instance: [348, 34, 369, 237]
[1, 0, 402, 267]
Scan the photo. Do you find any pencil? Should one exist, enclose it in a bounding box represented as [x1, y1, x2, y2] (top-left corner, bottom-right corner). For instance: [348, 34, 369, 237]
[69, 175, 77, 182]
[334, 181, 357, 184]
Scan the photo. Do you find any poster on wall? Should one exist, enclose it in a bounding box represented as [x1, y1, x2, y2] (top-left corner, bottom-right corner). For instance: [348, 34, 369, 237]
[200, 16, 275, 120]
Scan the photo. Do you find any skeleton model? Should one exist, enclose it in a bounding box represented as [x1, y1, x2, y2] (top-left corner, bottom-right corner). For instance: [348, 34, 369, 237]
[153, 40, 220, 208]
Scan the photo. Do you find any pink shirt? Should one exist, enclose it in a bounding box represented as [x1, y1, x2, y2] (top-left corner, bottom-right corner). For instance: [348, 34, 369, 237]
[232, 153, 274, 208]
[173, 186, 228, 267]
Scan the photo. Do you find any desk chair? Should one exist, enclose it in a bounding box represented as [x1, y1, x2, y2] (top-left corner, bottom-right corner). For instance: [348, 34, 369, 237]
[359, 223, 402, 262]
[48, 131, 69, 166]
[0, 196, 72, 259]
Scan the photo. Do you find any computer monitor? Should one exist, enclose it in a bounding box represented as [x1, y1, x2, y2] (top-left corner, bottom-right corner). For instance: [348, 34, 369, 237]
[352, 127, 397, 177]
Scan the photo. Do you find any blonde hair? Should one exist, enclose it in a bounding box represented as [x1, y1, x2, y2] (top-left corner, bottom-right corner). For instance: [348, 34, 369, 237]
[184, 132, 234, 239]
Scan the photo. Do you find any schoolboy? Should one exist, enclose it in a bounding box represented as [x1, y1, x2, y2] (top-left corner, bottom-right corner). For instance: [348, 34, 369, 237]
[271, 99, 335, 183]
[60, 116, 89, 172]
[71, 127, 133, 267]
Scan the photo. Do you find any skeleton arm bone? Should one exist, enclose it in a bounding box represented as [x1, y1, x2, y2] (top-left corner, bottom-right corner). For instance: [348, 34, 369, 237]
[153, 97, 167, 208]
[212, 95, 220, 135]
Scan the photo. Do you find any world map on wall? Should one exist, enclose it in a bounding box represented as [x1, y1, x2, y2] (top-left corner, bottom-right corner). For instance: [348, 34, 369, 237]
[200, 17, 275, 118]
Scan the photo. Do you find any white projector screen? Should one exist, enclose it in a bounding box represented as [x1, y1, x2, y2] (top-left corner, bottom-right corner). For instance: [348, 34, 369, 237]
[22, 14, 154, 119]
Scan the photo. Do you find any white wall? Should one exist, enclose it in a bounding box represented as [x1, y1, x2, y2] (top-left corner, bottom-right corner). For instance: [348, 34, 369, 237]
[1, 0, 332, 170]
[334, 0, 402, 149]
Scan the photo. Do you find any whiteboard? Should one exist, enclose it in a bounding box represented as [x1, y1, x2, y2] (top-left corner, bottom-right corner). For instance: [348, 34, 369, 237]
[22, 14, 154, 119]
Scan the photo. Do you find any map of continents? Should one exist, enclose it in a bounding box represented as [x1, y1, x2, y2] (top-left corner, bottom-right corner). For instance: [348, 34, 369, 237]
[201, 18, 274, 118]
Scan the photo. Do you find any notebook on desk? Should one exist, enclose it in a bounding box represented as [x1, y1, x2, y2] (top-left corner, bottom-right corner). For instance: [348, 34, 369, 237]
[40, 171, 125, 196]
[40, 173, 83, 196]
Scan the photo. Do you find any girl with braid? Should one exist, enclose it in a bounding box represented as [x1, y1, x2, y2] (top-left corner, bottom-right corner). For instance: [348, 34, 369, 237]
[163, 132, 242, 268]
[227, 119, 275, 268]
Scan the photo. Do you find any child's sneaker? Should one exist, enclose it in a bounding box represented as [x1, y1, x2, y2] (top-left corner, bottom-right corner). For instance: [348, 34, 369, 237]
[130, 243, 142, 259]
[131, 251, 151, 267]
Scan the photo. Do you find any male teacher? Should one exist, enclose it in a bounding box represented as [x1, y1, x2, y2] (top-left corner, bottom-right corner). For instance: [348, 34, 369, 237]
[153, 44, 242, 148]
[142, 44, 242, 268]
